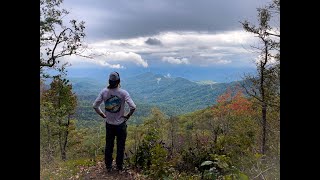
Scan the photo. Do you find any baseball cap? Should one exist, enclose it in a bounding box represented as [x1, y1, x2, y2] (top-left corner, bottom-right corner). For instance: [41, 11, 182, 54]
[109, 71, 120, 81]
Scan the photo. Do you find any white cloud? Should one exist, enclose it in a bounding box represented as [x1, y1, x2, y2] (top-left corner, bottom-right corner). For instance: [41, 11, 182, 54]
[60, 54, 126, 69]
[213, 59, 232, 64]
[159, 31, 254, 46]
[67, 30, 258, 68]
[63, 51, 148, 68]
[90, 30, 255, 54]
[162, 56, 189, 64]
[95, 61, 125, 69]
[103, 52, 148, 67]
[164, 73, 171, 78]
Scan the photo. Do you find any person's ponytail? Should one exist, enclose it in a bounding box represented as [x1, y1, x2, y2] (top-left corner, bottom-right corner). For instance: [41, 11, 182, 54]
[107, 79, 120, 89]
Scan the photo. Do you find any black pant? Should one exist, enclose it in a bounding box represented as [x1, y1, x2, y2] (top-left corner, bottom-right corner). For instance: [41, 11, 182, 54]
[105, 122, 127, 169]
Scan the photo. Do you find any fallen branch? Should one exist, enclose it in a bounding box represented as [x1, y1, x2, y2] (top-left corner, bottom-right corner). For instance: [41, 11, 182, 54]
[253, 166, 273, 179]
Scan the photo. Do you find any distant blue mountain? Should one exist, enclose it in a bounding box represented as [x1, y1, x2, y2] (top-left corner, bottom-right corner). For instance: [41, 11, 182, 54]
[65, 66, 255, 83]
[121, 72, 242, 113]
[69, 72, 243, 121]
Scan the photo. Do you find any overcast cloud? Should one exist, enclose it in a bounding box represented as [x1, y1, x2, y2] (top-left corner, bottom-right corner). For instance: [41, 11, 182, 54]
[58, 0, 272, 69]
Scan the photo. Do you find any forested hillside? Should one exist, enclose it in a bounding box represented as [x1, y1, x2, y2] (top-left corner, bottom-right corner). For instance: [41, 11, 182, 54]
[41, 86, 280, 179]
[69, 72, 243, 124]
[40, 60, 278, 180]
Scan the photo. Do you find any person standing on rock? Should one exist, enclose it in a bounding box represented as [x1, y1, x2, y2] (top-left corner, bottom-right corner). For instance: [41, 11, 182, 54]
[93, 71, 136, 172]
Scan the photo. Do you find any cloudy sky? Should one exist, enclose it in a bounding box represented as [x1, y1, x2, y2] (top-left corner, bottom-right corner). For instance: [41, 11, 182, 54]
[58, 0, 273, 82]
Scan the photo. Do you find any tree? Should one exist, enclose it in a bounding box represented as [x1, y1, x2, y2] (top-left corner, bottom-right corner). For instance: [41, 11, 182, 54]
[41, 76, 77, 160]
[40, 0, 87, 71]
[167, 116, 179, 156]
[240, 0, 280, 154]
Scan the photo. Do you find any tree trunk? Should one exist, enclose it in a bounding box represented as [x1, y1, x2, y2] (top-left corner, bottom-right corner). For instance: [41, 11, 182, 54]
[61, 149, 67, 161]
[58, 118, 64, 160]
[46, 122, 53, 162]
[171, 130, 174, 154]
[170, 119, 175, 156]
[57, 84, 66, 161]
[261, 103, 267, 154]
[260, 40, 268, 155]
[213, 128, 218, 144]
[61, 114, 71, 161]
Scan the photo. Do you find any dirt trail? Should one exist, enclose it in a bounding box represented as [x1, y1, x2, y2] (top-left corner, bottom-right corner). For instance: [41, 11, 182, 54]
[71, 161, 146, 180]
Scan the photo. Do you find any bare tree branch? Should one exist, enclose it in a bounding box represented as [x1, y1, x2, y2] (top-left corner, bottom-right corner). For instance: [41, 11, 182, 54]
[265, 31, 280, 37]
[40, 1, 87, 71]
[253, 166, 274, 179]
[240, 80, 263, 103]
[40, 28, 79, 67]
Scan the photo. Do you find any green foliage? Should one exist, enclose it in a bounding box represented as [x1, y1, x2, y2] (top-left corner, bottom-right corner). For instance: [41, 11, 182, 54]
[241, 0, 280, 156]
[44, 76, 77, 114]
[149, 144, 170, 178]
[162, 170, 202, 180]
[130, 132, 171, 179]
[210, 154, 230, 170]
[40, 76, 78, 161]
[132, 135, 153, 169]
[199, 156, 249, 180]
[127, 108, 172, 179]
[178, 145, 212, 173]
[41, 74, 279, 180]
[66, 123, 105, 160]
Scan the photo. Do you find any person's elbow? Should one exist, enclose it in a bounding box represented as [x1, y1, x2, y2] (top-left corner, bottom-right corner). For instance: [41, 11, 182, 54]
[130, 106, 136, 111]
[92, 103, 99, 109]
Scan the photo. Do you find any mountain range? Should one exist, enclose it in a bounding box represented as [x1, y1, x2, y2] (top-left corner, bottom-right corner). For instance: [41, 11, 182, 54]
[69, 72, 243, 123]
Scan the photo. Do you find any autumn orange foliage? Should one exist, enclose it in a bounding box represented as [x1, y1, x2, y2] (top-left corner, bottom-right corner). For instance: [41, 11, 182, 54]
[213, 88, 254, 117]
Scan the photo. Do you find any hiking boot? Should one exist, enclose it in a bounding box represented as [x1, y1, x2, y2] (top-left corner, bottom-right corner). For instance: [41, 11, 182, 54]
[116, 166, 124, 172]
[106, 168, 112, 172]
[106, 165, 112, 172]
